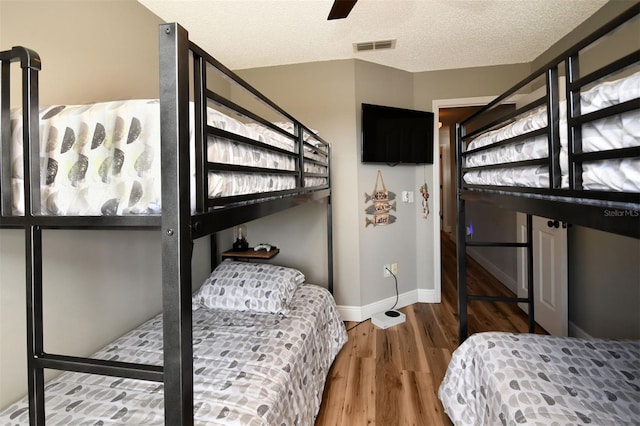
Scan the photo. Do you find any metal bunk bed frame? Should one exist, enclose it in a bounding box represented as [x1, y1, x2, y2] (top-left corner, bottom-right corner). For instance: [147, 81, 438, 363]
[0, 23, 333, 426]
[455, 4, 640, 344]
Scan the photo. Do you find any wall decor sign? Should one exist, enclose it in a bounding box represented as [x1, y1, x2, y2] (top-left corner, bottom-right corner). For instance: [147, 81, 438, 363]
[420, 182, 430, 219]
[364, 170, 397, 227]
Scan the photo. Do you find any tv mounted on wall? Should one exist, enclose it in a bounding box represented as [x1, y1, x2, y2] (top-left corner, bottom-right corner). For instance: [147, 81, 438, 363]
[361, 103, 434, 164]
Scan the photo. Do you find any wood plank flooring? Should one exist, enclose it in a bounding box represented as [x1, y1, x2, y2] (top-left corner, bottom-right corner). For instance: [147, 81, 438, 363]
[315, 232, 546, 426]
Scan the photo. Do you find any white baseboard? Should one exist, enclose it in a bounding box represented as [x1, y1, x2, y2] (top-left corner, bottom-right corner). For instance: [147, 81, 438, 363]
[569, 322, 593, 339]
[337, 288, 440, 322]
[467, 248, 517, 293]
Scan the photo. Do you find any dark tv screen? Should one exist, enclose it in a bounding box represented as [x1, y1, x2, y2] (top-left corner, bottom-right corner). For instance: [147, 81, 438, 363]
[361, 103, 434, 164]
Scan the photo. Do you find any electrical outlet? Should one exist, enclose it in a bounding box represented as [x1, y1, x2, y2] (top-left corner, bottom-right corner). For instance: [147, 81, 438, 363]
[383, 264, 390, 277]
[391, 263, 398, 275]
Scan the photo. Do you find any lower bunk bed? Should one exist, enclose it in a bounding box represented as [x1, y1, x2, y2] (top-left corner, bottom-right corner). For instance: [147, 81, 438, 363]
[0, 261, 347, 425]
[439, 332, 640, 425]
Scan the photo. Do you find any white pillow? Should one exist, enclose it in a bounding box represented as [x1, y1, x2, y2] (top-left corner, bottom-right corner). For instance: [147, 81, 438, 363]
[192, 260, 305, 314]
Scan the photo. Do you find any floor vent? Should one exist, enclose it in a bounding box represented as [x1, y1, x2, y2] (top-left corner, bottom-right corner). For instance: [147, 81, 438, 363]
[354, 39, 396, 52]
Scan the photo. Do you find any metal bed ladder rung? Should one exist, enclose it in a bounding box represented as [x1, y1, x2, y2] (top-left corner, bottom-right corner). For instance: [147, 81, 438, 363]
[456, 206, 536, 343]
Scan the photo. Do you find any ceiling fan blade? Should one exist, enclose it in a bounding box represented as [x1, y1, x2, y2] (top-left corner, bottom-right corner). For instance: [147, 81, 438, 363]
[327, 0, 358, 20]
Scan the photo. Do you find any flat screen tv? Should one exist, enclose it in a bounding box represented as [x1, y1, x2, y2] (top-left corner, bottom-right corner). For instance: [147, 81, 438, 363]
[361, 103, 434, 164]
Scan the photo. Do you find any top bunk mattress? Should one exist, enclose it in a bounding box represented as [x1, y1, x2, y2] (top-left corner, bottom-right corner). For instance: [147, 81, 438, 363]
[8, 99, 329, 216]
[462, 71, 640, 191]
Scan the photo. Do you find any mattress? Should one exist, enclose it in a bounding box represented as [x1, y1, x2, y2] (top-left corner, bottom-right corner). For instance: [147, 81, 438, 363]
[438, 332, 640, 426]
[463, 71, 640, 191]
[0, 284, 347, 425]
[9, 100, 328, 216]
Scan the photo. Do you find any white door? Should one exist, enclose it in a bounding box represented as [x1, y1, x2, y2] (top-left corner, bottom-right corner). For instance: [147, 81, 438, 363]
[517, 213, 568, 336]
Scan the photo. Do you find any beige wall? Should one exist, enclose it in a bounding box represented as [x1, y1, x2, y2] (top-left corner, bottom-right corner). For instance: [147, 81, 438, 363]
[569, 227, 640, 339]
[235, 60, 360, 307]
[1, 0, 162, 105]
[413, 63, 531, 109]
[354, 60, 419, 307]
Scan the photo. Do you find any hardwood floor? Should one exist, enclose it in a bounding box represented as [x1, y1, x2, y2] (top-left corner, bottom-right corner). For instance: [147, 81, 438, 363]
[315, 232, 546, 426]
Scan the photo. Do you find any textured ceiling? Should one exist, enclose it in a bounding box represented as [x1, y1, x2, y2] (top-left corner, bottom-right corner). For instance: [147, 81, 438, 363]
[138, 0, 608, 73]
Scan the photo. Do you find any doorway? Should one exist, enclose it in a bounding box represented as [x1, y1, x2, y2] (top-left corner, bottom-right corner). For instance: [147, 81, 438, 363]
[436, 106, 483, 238]
[432, 97, 521, 307]
[430, 97, 494, 308]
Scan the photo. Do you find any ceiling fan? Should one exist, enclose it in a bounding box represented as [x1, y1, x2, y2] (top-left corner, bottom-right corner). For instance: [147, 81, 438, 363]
[327, 0, 358, 20]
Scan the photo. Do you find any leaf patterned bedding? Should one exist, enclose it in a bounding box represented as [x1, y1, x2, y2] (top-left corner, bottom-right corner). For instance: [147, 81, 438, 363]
[462, 71, 640, 191]
[10, 99, 328, 216]
[0, 284, 347, 425]
[438, 332, 640, 425]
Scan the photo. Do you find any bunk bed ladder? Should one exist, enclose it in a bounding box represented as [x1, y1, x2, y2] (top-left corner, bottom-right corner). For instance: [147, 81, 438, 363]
[455, 209, 536, 343]
[455, 123, 536, 343]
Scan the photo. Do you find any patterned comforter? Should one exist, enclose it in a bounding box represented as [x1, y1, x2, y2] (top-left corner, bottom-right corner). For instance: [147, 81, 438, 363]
[438, 332, 640, 425]
[10, 100, 328, 216]
[0, 284, 347, 425]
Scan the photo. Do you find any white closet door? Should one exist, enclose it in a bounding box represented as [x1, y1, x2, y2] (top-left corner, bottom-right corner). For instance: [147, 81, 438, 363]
[517, 213, 568, 336]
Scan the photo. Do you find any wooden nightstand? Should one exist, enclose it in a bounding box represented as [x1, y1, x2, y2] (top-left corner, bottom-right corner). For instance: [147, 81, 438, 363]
[221, 248, 280, 260]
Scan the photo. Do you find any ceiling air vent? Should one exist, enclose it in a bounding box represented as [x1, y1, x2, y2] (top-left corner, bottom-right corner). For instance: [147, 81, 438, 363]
[354, 39, 396, 53]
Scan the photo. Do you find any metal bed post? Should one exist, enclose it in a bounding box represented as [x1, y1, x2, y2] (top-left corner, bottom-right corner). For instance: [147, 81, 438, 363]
[525, 214, 535, 333]
[296, 124, 304, 189]
[565, 53, 582, 190]
[545, 66, 561, 189]
[10, 46, 47, 426]
[0, 53, 12, 214]
[455, 123, 469, 343]
[159, 23, 194, 426]
[0, 48, 42, 218]
[26, 225, 44, 426]
[456, 197, 468, 343]
[325, 145, 333, 293]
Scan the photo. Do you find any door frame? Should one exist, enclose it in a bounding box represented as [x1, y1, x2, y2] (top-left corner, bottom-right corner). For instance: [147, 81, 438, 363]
[431, 96, 496, 302]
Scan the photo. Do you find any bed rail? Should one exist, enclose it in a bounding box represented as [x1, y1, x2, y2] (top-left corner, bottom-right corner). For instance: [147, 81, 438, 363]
[2, 38, 330, 231]
[186, 34, 330, 217]
[457, 4, 639, 239]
